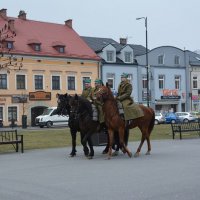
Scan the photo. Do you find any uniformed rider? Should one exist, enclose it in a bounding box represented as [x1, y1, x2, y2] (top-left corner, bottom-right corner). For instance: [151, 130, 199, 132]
[81, 79, 93, 101]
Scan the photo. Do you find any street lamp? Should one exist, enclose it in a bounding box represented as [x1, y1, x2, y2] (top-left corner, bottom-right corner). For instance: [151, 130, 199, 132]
[136, 17, 149, 107]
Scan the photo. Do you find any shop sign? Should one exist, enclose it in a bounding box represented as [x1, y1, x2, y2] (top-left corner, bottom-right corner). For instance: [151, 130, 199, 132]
[29, 91, 51, 101]
[161, 89, 181, 100]
[12, 95, 28, 103]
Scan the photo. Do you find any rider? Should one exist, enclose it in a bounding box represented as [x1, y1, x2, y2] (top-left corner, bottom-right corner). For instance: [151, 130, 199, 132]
[91, 78, 104, 123]
[81, 78, 93, 101]
[116, 72, 133, 146]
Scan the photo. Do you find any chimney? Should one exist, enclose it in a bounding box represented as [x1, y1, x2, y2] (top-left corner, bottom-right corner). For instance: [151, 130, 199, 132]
[0, 8, 7, 19]
[120, 38, 127, 45]
[18, 10, 26, 20]
[8, 19, 15, 32]
[65, 19, 72, 28]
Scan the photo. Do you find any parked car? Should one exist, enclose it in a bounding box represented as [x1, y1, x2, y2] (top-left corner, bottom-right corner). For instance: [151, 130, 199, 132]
[165, 113, 180, 124]
[154, 113, 165, 125]
[35, 107, 69, 128]
[175, 112, 198, 123]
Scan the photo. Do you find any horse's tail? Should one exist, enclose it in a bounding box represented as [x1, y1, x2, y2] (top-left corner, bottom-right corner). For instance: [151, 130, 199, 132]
[148, 108, 155, 135]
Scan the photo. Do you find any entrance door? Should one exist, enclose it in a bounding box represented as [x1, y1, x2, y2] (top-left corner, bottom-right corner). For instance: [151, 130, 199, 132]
[31, 106, 47, 126]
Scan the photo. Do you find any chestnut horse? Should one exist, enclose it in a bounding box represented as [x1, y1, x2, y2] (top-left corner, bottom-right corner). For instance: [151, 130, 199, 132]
[96, 85, 155, 157]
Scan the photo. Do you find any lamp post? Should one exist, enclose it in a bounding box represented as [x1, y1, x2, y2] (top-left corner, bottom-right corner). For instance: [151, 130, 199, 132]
[136, 17, 149, 107]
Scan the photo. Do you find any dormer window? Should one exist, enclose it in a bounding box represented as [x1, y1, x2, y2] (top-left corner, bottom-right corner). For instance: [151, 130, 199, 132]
[27, 39, 41, 52]
[58, 46, 65, 53]
[34, 44, 41, 51]
[106, 51, 114, 62]
[52, 41, 66, 53]
[174, 55, 180, 65]
[124, 51, 132, 63]
[158, 54, 164, 65]
[7, 41, 14, 49]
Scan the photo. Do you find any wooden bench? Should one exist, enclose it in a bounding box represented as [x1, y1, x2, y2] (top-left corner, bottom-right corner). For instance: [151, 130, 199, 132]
[171, 122, 200, 139]
[0, 129, 24, 153]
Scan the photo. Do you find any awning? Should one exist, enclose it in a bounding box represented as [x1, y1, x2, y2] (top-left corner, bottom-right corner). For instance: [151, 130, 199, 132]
[155, 100, 180, 105]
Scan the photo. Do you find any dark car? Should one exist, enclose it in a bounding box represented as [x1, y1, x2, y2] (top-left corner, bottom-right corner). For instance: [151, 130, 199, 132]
[165, 113, 180, 124]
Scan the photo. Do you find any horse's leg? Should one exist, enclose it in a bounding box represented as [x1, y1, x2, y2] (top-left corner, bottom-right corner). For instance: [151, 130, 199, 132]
[107, 128, 114, 159]
[87, 135, 94, 159]
[145, 135, 151, 155]
[112, 131, 120, 156]
[69, 129, 77, 157]
[118, 127, 132, 158]
[134, 134, 146, 157]
[102, 125, 109, 154]
[80, 131, 89, 156]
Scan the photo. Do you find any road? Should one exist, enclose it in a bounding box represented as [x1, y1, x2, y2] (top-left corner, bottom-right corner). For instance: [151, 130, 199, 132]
[0, 139, 200, 200]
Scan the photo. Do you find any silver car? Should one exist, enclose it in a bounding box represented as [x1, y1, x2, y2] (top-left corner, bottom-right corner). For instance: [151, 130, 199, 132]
[175, 112, 198, 123]
[155, 113, 165, 125]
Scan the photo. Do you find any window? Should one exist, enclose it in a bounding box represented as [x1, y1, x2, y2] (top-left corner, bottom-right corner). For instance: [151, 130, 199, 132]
[174, 56, 180, 65]
[158, 75, 165, 89]
[82, 77, 90, 89]
[8, 106, 17, 121]
[16, 75, 26, 89]
[106, 73, 115, 89]
[0, 107, 3, 120]
[158, 55, 164, 65]
[7, 42, 13, 49]
[175, 76, 181, 89]
[34, 44, 41, 51]
[52, 76, 60, 90]
[0, 74, 7, 89]
[125, 52, 132, 63]
[67, 76, 75, 90]
[142, 75, 147, 89]
[58, 46, 65, 53]
[106, 51, 114, 62]
[34, 75, 43, 90]
[193, 76, 198, 89]
[107, 78, 114, 89]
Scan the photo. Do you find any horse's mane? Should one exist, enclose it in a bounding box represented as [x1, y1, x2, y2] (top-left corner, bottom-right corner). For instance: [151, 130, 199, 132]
[73, 95, 93, 117]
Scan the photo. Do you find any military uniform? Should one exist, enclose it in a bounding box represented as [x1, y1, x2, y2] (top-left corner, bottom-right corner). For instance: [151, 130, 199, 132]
[81, 79, 93, 101]
[91, 86, 105, 123]
[117, 73, 143, 120]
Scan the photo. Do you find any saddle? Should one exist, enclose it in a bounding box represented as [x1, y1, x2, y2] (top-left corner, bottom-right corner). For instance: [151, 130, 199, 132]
[117, 101, 144, 121]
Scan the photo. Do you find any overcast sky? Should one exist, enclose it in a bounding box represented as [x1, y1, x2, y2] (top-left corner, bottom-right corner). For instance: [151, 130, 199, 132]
[1, 0, 200, 51]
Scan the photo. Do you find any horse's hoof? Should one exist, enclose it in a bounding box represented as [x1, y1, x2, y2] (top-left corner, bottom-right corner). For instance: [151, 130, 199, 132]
[69, 153, 76, 157]
[87, 156, 93, 159]
[145, 151, 151, 155]
[128, 152, 132, 158]
[134, 152, 139, 157]
[102, 149, 108, 154]
[112, 151, 119, 156]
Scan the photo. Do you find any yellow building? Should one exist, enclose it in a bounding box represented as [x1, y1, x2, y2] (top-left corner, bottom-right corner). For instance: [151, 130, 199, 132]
[0, 9, 100, 127]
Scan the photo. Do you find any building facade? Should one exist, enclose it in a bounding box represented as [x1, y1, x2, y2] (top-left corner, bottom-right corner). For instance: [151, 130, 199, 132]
[0, 9, 100, 127]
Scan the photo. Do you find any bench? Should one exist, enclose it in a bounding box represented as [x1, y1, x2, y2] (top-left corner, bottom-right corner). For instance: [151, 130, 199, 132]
[171, 122, 200, 139]
[0, 129, 24, 153]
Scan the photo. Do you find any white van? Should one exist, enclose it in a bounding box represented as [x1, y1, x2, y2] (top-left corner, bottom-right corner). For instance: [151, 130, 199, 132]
[35, 107, 69, 128]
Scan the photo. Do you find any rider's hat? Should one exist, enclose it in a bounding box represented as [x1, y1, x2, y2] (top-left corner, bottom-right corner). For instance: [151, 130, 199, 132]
[94, 78, 102, 84]
[121, 73, 128, 78]
[84, 79, 91, 84]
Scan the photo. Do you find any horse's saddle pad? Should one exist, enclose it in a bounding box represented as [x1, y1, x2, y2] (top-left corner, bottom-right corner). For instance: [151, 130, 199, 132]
[124, 104, 144, 120]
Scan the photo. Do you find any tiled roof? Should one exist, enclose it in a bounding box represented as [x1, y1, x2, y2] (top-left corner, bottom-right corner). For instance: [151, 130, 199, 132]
[0, 16, 99, 60]
[82, 36, 146, 56]
[81, 36, 122, 53]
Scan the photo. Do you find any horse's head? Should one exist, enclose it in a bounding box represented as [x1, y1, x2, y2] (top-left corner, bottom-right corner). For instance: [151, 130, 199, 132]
[56, 93, 71, 116]
[96, 84, 114, 103]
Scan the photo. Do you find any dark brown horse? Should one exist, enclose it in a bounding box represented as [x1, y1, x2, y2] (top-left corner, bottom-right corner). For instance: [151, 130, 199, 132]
[96, 85, 155, 157]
